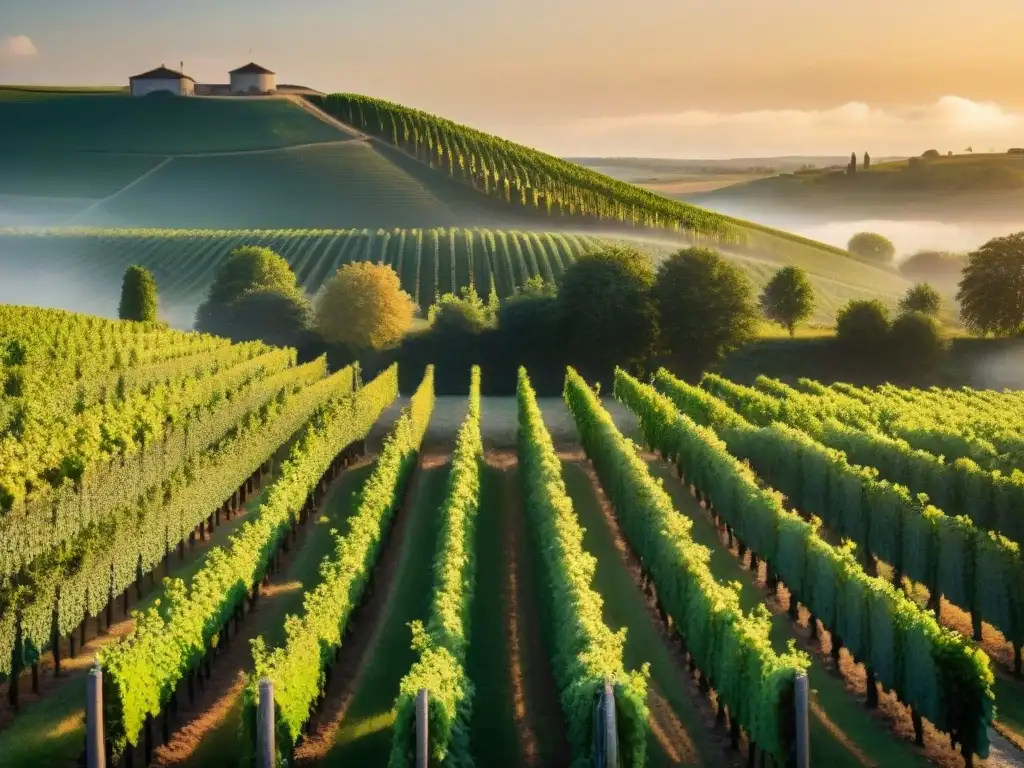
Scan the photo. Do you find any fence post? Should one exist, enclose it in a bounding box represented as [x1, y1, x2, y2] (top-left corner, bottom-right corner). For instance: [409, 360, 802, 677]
[795, 671, 810, 768]
[603, 680, 618, 768]
[86, 663, 106, 768]
[258, 678, 275, 768]
[416, 688, 429, 768]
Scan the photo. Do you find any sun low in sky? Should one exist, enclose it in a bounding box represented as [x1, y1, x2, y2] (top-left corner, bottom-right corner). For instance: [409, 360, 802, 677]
[4, 0, 1024, 157]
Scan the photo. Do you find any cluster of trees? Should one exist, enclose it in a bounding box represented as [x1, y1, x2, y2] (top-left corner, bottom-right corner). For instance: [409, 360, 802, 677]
[112, 230, 1024, 393]
[835, 283, 944, 365]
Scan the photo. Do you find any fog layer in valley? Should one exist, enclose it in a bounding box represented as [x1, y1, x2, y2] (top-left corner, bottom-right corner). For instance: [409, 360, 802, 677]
[704, 201, 1024, 259]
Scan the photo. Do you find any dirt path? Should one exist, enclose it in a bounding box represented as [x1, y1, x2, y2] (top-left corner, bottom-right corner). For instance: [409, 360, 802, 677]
[0, 469, 278, 768]
[292, 454, 449, 766]
[464, 454, 571, 768]
[150, 461, 375, 767]
[557, 453, 739, 767]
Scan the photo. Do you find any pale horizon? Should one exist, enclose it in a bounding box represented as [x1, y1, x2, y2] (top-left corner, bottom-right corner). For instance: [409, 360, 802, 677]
[5, 0, 1024, 158]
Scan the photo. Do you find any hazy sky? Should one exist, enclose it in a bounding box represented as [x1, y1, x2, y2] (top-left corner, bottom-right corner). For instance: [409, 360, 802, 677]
[4, 0, 1024, 157]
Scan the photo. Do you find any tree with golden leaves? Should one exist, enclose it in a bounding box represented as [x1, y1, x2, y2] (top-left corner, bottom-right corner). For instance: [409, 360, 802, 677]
[314, 262, 416, 350]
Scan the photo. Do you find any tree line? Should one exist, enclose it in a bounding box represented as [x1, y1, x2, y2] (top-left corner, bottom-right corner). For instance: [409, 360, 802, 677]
[114, 230, 1024, 393]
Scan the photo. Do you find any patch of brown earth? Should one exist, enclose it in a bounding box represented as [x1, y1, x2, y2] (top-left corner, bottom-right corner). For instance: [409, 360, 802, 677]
[497, 461, 571, 768]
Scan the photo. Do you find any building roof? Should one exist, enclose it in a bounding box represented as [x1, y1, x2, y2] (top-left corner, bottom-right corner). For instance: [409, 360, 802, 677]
[130, 65, 194, 82]
[230, 62, 275, 76]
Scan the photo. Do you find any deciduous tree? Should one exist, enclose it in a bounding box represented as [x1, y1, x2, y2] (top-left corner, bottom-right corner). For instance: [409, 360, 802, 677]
[957, 232, 1024, 336]
[836, 299, 890, 352]
[760, 266, 815, 336]
[898, 283, 941, 317]
[314, 262, 416, 350]
[559, 245, 658, 374]
[654, 247, 759, 370]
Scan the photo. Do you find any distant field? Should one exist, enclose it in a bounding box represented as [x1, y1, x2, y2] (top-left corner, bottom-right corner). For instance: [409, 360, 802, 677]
[0, 226, 906, 327]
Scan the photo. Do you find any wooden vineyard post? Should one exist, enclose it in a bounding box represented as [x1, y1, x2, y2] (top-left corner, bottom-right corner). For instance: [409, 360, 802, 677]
[416, 688, 429, 768]
[258, 678, 275, 768]
[86, 663, 106, 768]
[795, 670, 810, 768]
[602, 680, 619, 768]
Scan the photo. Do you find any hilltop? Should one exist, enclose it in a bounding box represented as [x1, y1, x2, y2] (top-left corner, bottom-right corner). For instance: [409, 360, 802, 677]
[685, 151, 1024, 220]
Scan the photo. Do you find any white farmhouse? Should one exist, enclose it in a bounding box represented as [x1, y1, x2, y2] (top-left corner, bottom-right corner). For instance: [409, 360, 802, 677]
[129, 65, 195, 97]
[229, 62, 276, 94]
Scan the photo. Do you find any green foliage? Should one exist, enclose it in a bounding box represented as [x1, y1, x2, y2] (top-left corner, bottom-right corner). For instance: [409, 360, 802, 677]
[520, 368, 649, 767]
[835, 299, 890, 352]
[888, 311, 945, 363]
[1, 355, 330, 678]
[391, 367, 481, 767]
[760, 265, 815, 336]
[578, 368, 806, 761]
[220, 288, 312, 348]
[957, 232, 1024, 336]
[898, 283, 941, 316]
[117, 265, 158, 322]
[316, 261, 417, 350]
[654, 247, 759, 369]
[428, 286, 496, 334]
[647, 369, 996, 759]
[559, 246, 658, 374]
[847, 232, 896, 264]
[99, 365, 397, 756]
[205, 245, 301, 307]
[243, 366, 433, 764]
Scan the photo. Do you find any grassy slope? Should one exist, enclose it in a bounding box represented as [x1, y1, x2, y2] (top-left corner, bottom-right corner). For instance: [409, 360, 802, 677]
[316, 462, 448, 767]
[0, 95, 345, 153]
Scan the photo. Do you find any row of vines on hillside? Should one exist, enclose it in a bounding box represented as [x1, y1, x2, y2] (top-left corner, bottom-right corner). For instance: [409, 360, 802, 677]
[517, 367, 649, 767]
[566, 367, 809, 764]
[312, 93, 856, 260]
[242, 366, 434, 764]
[390, 366, 481, 766]
[616, 369, 994, 762]
[99, 364, 397, 758]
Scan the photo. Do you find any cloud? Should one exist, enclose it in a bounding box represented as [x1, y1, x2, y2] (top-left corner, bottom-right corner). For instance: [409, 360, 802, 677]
[0, 35, 39, 59]
[550, 96, 1024, 157]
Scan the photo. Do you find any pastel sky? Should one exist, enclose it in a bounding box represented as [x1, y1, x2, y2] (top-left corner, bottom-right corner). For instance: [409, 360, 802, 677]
[4, 0, 1024, 157]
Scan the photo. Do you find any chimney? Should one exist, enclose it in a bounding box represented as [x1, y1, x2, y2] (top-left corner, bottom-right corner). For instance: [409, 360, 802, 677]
[180, 60, 184, 74]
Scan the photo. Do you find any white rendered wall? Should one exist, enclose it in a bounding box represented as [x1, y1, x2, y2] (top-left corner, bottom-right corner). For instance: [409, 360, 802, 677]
[230, 73, 275, 93]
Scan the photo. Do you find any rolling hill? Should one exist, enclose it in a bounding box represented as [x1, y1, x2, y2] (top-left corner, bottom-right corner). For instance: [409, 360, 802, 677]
[688, 152, 1024, 220]
[0, 87, 912, 324]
